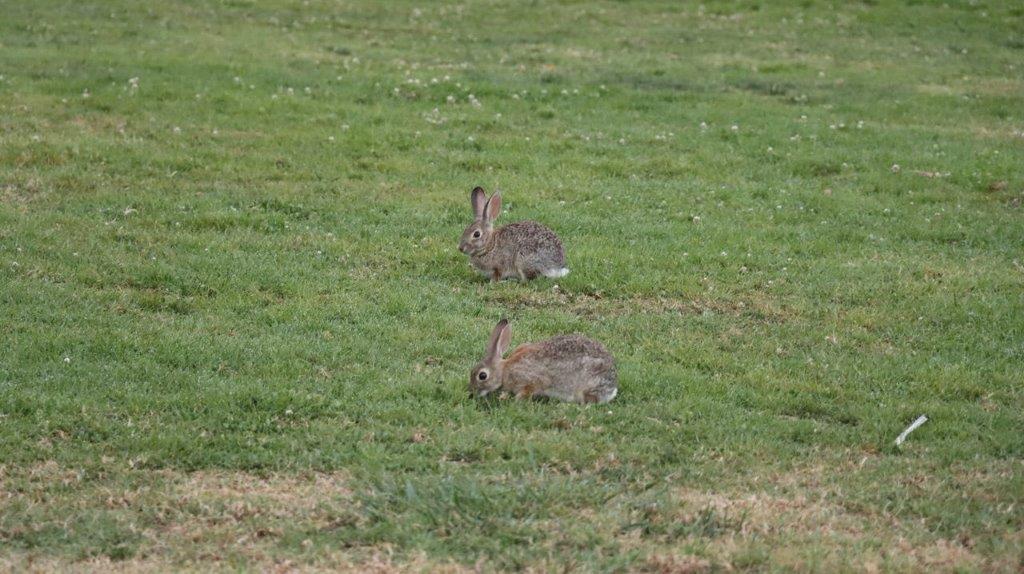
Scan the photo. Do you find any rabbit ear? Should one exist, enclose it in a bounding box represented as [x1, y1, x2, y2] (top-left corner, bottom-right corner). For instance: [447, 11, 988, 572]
[471, 187, 487, 219]
[486, 318, 511, 360]
[483, 191, 502, 222]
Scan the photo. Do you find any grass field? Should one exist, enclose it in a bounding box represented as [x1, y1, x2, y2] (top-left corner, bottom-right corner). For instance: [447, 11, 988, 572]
[2, 0, 1023, 571]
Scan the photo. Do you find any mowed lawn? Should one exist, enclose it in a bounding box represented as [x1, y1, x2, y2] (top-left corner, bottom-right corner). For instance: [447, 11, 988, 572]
[1, 0, 1023, 570]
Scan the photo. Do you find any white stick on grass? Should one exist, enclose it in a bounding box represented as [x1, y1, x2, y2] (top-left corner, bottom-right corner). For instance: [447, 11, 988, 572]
[894, 415, 928, 446]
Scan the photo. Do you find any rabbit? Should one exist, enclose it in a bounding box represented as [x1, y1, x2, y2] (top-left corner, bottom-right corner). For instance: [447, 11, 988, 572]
[458, 186, 569, 282]
[469, 318, 618, 404]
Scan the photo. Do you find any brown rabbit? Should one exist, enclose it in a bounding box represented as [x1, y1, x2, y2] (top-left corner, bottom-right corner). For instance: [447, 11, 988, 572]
[458, 187, 568, 282]
[469, 318, 618, 404]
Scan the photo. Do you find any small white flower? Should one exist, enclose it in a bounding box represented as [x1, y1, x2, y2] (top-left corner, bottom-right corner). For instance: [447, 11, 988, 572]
[172, 126, 181, 134]
[446, 95, 456, 104]
[700, 121, 708, 129]
[328, 135, 335, 141]
[730, 125, 738, 132]
[891, 164, 901, 173]
[63, 356, 71, 363]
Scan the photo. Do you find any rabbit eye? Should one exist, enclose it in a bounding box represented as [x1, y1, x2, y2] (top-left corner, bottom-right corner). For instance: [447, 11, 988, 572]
[472, 231, 481, 238]
[477, 371, 488, 380]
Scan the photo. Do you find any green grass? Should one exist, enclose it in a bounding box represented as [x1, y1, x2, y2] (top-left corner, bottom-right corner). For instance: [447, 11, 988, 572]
[1, 0, 1023, 570]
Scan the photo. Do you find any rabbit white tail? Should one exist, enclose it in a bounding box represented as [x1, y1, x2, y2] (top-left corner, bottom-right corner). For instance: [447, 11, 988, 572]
[543, 267, 570, 278]
[601, 388, 618, 403]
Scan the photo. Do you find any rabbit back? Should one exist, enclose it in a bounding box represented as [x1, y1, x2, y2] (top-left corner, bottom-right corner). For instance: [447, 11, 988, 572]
[503, 334, 617, 403]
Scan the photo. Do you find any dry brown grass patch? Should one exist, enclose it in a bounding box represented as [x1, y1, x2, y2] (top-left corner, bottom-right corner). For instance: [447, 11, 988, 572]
[482, 289, 794, 323]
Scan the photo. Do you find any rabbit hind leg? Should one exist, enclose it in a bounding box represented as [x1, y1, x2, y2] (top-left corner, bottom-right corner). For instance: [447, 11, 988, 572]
[515, 255, 542, 281]
[514, 256, 530, 281]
